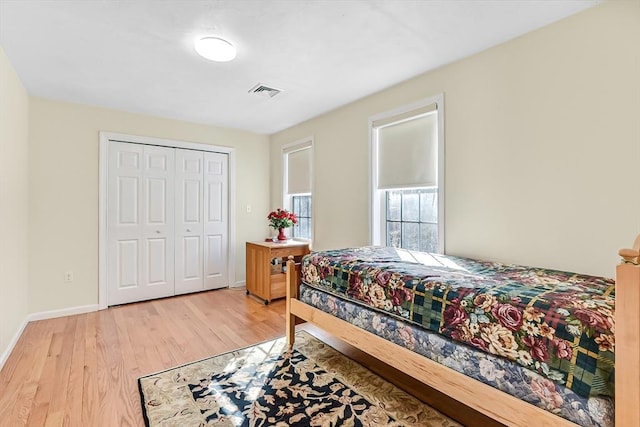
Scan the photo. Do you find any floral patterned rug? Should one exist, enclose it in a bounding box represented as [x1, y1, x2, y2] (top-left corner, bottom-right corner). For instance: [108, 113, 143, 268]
[138, 331, 460, 426]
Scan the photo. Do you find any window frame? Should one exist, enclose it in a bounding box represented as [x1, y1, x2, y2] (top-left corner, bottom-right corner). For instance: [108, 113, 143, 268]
[282, 137, 314, 242]
[369, 94, 445, 253]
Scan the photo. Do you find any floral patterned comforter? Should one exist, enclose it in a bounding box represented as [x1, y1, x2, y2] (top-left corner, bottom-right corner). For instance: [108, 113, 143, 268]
[301, 246, 615, 398]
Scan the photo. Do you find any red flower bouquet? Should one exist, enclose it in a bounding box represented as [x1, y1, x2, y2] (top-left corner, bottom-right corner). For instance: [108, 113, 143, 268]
[267, 208, 298, 230]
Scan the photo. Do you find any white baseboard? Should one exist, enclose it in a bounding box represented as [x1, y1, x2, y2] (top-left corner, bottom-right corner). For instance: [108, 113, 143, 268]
[27, 304, 100, 322]
[0, 318, 29, 370]
[231, 280, 246, 288]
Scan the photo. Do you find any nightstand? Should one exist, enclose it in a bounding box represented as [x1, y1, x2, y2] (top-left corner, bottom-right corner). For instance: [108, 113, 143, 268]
[245, 240, 310, 304]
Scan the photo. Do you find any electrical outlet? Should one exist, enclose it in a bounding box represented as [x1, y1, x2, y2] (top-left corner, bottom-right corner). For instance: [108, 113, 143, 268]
[64, 271, 74, 283]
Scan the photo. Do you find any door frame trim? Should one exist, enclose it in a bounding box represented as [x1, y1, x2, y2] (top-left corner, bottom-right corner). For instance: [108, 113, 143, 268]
[98, 132, 236, 309]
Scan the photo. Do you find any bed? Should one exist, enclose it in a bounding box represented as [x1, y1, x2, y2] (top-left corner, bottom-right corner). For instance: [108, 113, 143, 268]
[284, 235, 640, 426]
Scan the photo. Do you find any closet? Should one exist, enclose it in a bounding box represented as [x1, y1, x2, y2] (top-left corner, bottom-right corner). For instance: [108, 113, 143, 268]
[106, 141, 228, 306]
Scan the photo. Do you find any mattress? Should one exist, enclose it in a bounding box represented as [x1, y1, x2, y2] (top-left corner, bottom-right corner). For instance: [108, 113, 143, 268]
[301, 246, 615, 399]
[300, 284, 614, 427]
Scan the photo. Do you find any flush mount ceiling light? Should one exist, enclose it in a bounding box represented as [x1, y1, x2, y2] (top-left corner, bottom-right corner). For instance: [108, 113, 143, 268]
[194, 37, 237, 62]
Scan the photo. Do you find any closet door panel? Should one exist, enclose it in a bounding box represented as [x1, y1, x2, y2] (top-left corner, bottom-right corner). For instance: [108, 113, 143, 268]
[147, 179, 167, 223]
[143, 145, 175, 296]
[107, 142, 175, 305]
[182, 180, 201, 222]
[147, 238, 168, 284]
[117, 177, 139, 225]
[175, 150, 205, 294]
[182, 236, 202, 277]
[206, 235, 223, 283]
[203, 152, 228, 289]
[108, 142, 143, 305]
[117, 239, 139, 288]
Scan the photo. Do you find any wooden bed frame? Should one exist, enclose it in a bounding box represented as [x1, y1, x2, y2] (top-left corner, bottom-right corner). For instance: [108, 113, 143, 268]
[285, 235, 640, 427]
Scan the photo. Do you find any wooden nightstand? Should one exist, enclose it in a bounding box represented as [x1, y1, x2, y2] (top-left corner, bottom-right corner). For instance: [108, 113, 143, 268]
[245, 240, 310, 304]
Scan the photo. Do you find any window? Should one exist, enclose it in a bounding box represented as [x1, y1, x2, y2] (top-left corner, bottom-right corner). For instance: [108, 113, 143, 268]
[283, 138, 313, 240]
[370, 95, 444, 253]
[386, 188, 438, 252]
[291, 195, 312, 239]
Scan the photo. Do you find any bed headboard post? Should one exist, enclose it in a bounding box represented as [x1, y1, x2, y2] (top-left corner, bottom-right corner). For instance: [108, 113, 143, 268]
[615, 235, 640, 426]
[285, 255, 298, 349]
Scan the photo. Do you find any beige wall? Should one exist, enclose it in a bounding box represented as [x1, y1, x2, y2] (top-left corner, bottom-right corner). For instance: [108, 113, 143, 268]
[270, 1, 640, 278]
[28, 98, 270, 313]
[0, 47, 29, 362]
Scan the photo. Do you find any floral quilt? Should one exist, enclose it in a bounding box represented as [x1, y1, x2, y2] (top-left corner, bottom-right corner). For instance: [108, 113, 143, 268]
[301, 246, 615, 398]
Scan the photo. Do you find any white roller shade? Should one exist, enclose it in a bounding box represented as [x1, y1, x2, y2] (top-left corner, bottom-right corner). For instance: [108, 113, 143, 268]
[286, 146, 312, 194]
[376, 108, 438, 190]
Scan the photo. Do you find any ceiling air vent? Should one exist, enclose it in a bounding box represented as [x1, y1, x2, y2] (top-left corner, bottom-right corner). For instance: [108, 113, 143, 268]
[248, 83, 281, 98]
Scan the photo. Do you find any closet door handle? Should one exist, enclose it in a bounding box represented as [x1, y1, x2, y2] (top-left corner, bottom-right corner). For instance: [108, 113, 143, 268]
[155, 230, 161, 234]
[186, 228, 192, 233]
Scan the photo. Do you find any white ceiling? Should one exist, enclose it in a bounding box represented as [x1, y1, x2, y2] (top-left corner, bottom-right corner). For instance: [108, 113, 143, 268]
[0, 0, 600, 135]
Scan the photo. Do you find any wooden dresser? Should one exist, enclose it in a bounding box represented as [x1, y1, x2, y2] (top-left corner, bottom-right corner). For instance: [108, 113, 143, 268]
[245, 240, 310, 304]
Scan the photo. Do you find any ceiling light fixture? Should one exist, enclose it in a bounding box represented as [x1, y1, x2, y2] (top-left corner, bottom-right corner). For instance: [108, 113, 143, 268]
[194, 37, 237, 62]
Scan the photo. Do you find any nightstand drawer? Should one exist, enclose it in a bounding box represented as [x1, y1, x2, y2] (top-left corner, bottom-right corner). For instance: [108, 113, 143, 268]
[271, 273, 286, 299]
[271, 246, 308, 259]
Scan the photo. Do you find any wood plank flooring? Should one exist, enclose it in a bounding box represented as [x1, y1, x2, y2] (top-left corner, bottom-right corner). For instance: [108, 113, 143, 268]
[0, 288, 500, 427]
[0, 288, 286, 427]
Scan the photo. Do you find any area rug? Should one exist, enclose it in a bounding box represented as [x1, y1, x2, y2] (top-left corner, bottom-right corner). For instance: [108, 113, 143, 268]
[138, 331, 460, 426]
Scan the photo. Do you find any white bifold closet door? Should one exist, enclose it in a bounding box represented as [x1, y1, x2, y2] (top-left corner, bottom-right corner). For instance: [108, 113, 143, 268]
[203, 152, 228, 290]
[174, 150, 228, 294]
[107, 142, 175, 305]
[107, 142, 228, 306]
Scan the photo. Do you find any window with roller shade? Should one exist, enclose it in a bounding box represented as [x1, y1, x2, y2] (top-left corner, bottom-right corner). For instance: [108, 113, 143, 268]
[283, 139, 313, 240]
[369, 95, 444, 253]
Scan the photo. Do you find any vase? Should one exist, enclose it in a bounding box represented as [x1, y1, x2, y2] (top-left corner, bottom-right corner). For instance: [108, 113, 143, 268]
[277, 228, 288, 241]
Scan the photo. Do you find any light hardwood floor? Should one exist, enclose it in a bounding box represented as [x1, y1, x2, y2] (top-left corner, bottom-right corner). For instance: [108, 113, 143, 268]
[0, 288, 286, 426]
[0, 288, 499, 427]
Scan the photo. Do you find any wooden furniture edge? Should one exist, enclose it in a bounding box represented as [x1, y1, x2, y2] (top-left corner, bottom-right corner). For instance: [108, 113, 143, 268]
[285, 256, 299, 349]
[615, 261, 640, 426]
